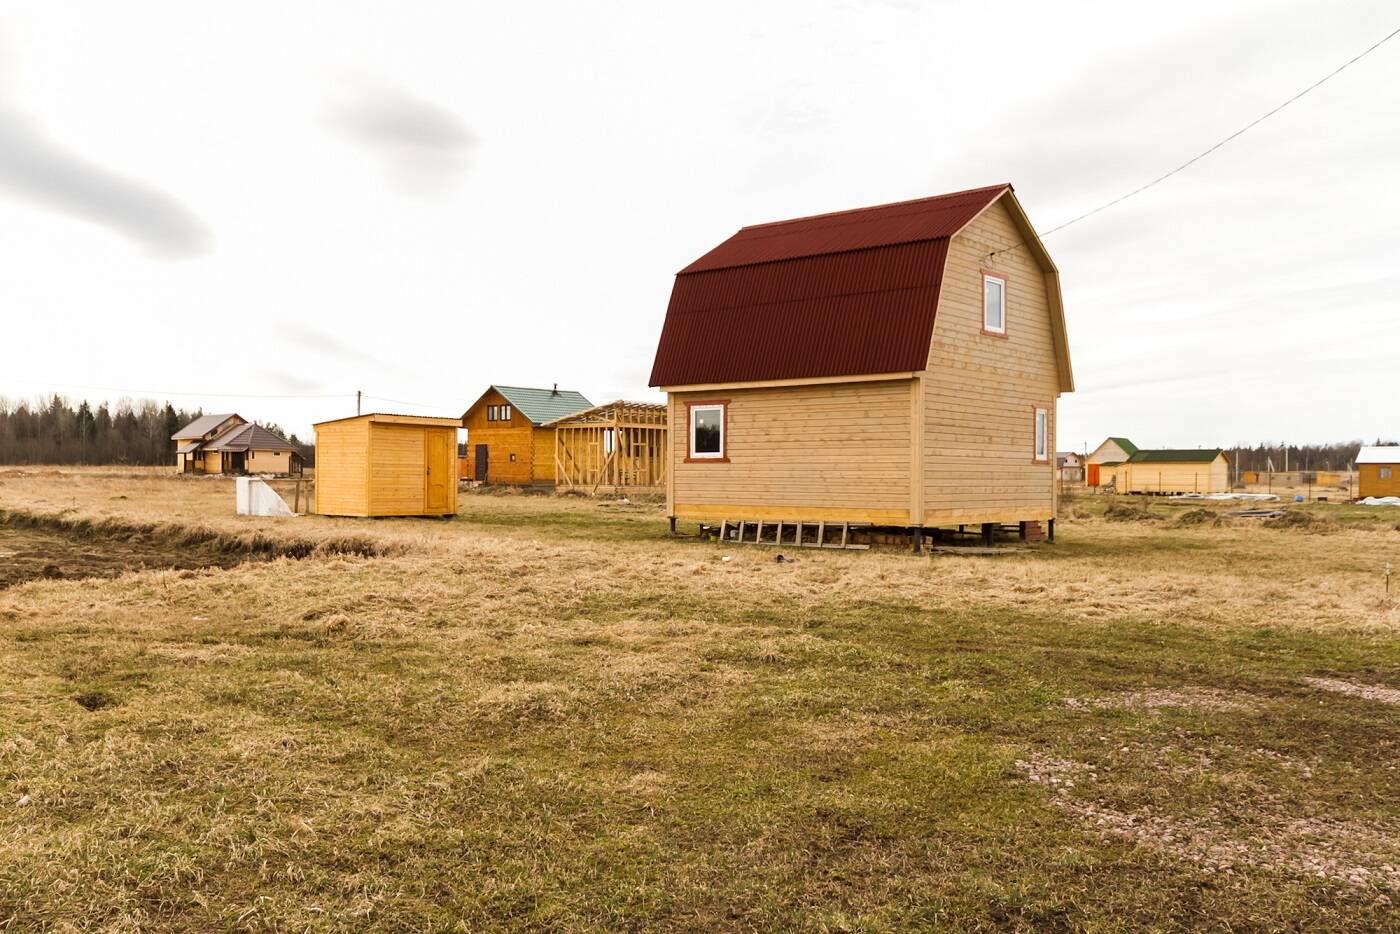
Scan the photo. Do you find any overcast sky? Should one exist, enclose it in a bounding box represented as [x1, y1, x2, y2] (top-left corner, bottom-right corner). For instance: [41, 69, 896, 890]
[1, 0, 1396, 449]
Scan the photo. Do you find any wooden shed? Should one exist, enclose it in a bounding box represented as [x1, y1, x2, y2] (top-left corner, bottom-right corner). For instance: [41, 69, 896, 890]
[1085, 437, 1136, 487]
[1102, 449, 1230, 494]
[1356, 445, 1400, 498]
[648, 183, 1074, 543]
[313, 413, 459, 517]
[546, 400, 668, 492]
[460, 385, 592, 485]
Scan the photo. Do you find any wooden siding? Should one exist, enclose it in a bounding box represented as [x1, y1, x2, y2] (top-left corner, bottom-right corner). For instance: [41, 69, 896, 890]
[245, 449, 293, 474]
[1359, 463, 1400, 498]
[1108, 455, 1230, 494]
[315, 418, 456, 516]
[314, 419, 371, 516]
[668, 379, 913, 525]
[921, 196, 1059, 525]
[1088, 439, 1132, 465]
[461, 388, 553, 484]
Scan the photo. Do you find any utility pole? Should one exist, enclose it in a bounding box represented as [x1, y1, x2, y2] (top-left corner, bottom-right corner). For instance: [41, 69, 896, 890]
[356, 390, 362, 416]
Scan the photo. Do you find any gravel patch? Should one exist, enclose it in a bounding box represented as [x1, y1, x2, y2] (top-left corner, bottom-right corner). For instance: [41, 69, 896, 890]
[1014, 753, 1400, 893]
[1305, 677, 1400, 706]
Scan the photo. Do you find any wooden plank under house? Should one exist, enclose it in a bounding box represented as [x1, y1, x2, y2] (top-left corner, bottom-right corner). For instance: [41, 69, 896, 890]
[545, 401, 668, 493]
[647, 183, 1073, 548]
[313, 413, 459, 517]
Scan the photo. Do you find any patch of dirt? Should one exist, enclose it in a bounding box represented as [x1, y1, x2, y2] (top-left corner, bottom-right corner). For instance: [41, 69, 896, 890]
[1305, 677, 1400, 706]
[0, 524, 265, 590]
[1014, 753, 1400, 891]
[0, 509, 383, 590]
[1064, 687, 1254, 713]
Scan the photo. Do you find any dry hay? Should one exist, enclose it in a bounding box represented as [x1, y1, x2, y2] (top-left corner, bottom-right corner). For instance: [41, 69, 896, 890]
[1175, 508, 1220, 528]
[1103, 501, 1162, 522]
[1263, 510, 1334, 534]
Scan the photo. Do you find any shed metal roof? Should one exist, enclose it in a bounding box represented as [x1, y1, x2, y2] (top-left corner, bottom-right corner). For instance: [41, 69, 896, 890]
[484, 386, 592, 426]
[1125, 449, 1224, 464]
[1108, 437, 1139, 456]
[1356, 445, 1400, 464]
[172, 413, 242, 440]
[649, 184, 1072, 389]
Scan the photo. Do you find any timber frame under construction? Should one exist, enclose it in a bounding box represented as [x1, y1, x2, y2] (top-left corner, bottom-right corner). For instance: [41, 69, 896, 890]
[546, 401, 668, 493]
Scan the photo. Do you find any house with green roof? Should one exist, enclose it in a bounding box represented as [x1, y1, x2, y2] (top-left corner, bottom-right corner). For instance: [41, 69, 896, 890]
[460, 384, 593, 485]
[1104, 448, 1231, 494]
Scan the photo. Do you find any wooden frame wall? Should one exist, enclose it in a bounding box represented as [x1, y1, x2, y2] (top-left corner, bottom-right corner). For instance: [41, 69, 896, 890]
[551, 401, 668, 493]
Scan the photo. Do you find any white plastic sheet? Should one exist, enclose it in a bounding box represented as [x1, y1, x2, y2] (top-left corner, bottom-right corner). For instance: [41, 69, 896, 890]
[1169, 492, 1280, 502]
[235, 477, 295, 516]
[1357, 496, 1400, 507]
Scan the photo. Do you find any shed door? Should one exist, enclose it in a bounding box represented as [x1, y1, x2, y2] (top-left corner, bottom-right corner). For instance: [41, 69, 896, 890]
[425, 430, 451, 513]
[474, 444, 488, 481]
[1087, 464, 1100, 486]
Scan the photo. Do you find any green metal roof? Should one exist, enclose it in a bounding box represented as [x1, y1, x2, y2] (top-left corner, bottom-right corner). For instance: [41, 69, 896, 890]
[491, 385, 592, 426]
[1109, 437, 1138, 456]
[1126, 448, 1224, 464]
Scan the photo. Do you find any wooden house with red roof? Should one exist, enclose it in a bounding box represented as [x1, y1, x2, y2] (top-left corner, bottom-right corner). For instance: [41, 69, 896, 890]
[649, 183, 1073, 545]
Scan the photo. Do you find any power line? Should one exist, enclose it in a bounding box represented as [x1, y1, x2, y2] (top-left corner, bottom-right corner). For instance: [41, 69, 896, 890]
[0, 376, 350, 401]
[990, 22, 1400, 258]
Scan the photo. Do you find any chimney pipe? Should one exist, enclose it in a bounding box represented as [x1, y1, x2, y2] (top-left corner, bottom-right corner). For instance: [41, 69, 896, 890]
[552, 383, 558, 395]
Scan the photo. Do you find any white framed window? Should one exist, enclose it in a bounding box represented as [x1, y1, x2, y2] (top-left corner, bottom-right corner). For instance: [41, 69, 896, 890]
[500, 404, 511, 422]
[983, 272, 1007, 335]
[688, 402, 726, 460]
[486, 405, 496, 421]
[1033, 407, 1049, 462]
[1381, 467, 1393, 480]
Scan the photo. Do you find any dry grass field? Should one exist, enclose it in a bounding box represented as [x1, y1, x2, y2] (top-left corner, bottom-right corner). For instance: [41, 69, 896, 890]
[1, 467, 1397, 931]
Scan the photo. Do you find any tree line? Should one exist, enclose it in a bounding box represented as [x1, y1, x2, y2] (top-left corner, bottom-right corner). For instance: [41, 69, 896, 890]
[1226, 440, 1396, 474]
[0, 396, 313, 466]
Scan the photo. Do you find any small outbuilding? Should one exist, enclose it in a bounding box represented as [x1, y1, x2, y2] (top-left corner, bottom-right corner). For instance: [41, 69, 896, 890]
[1103, 449, 1230, 494]
[313, 413, 459, 517]
[1085, 437, 1137, 487]
[460, 385, 592, 485]
[1356, 445, 1400, 498]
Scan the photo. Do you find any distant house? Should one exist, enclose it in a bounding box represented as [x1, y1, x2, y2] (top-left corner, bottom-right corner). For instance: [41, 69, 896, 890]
[1103, 449, 1230, 494]
[1086, 437, 1137, 486]
[1056, 451, 1084, 483]
[649, 183, 1073, 540]
[1356, 446, 1400, 498]
[172, 414, 303, 475]
[461, 385, 592, 485]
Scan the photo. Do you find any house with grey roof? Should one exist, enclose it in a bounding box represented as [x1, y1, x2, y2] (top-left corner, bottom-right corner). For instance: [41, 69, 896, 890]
[172, 413, 302, 475]
[460, 384, 592, 485]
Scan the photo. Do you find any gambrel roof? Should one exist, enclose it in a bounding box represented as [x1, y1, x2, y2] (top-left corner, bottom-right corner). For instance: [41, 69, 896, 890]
[649, 184, 1072, 392]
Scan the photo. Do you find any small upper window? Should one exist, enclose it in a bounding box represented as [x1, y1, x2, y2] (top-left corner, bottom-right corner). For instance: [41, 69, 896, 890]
[983, 273, 1006, 335]
[500, 405, 511, 422]
[1381, 467, 1394, 480]
[486, 405, 496, 422]
[689, 403, 726, 460]
[1034, 407, 1049, 462]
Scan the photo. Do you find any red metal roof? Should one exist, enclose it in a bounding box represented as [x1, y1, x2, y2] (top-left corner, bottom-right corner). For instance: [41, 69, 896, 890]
[650, 185, 1008, 387]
